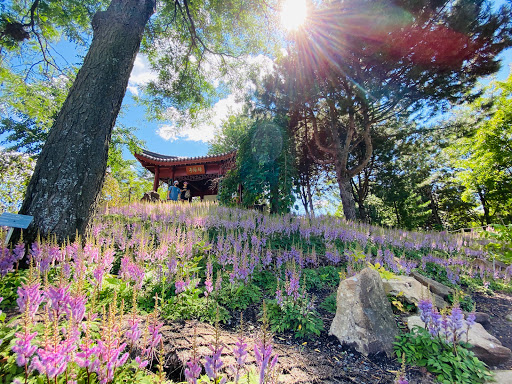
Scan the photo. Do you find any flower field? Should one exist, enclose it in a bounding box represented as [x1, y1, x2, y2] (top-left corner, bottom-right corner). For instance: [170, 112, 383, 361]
[0, 202, 510, 384]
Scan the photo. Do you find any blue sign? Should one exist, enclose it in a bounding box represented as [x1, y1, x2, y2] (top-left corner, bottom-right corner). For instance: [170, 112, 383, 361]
[0, 212, 34, 229]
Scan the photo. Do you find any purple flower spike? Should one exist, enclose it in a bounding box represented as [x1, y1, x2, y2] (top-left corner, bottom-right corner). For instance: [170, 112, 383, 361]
[466, 312, 476, 327]
[204, 344, 224, 381]
[254, 338, 278, 384]
[233, 337, 247, 367]
[184, 354, 201, 384]
[418, 299, 433, 325]
[17, 282, 43, 318]
[12, 330, 38, 367]
[135, 356, 149, 370]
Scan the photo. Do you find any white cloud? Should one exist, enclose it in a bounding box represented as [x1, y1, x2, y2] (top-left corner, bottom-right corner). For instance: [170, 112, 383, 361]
[151, 53, 276, 143]
[127, 55, 158, 96]
[156, 94, 245, 142]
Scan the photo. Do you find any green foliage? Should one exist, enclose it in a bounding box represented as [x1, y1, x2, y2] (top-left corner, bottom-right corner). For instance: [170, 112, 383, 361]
[252, 270, 277, 295]
[368, 262, 397, 280]
[0, 69, 73, 139]
[266, 297, 324, 338]
[140, 0, 281, 121]
[417, 262, 453, 288]
[319, 292, 337, 314]
[100, 125, 154, 206]
[485, 224, 512, 264]
[388, 293, 416, 314]
[366, 121, 439, 230]
[0, 270, 26, 309]
[0, 151, 35, 213]
[395, 327, 492, 384]
[208, 114, 253, 155]
[317, 266, 342, 288]
[0, 318, 26, 384]
[444, 72, 512, 226]
[218, 118, 297, 214]
[217, 281, 262, 311]
[161, 281, 229, 323]
[302, 269, 323, 290]
[446, 293, 474, 313]
[97, 275, 133, 309]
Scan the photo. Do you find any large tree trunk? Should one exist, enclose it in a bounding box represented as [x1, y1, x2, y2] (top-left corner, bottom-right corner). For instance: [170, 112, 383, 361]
[15, 0, 155, 245]
[337, 176, 357, 221]
[306, 173, 315, 217]
[478, 190, 491, 226]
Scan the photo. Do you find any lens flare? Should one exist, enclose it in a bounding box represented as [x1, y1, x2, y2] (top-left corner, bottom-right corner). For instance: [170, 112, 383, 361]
[281, 0, 308, 31]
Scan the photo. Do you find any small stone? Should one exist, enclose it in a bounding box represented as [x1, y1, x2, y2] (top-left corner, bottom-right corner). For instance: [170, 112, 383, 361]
[506, 313, 512, 322]
[473, 312, 491, 326]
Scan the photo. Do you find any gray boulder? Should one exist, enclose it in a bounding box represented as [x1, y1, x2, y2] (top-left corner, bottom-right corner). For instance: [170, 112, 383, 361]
[493, 370, 512, 384]
[411, 271, 454, 300]
[407, 316, 511, 366]
[383, 276, 447, 309]
[329, 267, 398, 357]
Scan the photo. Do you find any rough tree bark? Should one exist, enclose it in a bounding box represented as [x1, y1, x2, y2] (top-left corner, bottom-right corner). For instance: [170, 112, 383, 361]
[337, 176, 357, 221]
[15, 0, 156, 245]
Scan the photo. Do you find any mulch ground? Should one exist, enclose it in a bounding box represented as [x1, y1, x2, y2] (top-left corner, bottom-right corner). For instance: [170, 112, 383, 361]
[157, 287, 512, 383]
[3, 287, 510, 382]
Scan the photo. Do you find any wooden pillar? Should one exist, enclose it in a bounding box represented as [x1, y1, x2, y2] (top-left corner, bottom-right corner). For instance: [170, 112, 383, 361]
[153, 166, 160, 192]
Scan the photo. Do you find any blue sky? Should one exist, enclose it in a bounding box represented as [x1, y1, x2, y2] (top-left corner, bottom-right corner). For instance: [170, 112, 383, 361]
[117, 53, 274, 161]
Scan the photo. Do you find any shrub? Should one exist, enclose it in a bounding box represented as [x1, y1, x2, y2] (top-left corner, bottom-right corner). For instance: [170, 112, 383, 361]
[217, 281, 262, 311]
[319, 292, 337, 314]
[317, 266, 342, 288]
[303, 268, 323, 290]
[266, 296, 324, 338]
[162, 283, 230, 323]
[394, 326, 491, 384]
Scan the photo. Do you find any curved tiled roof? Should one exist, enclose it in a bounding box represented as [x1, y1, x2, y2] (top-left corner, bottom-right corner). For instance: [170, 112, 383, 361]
[135, 149, 236, 165]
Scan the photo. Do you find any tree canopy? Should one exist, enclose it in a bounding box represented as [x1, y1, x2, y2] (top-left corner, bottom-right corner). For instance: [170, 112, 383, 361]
[445, 72, 512, 225]
[259, 0, 512, 221]
[1, 0, 283, 244]
[217, 117, 297, 214]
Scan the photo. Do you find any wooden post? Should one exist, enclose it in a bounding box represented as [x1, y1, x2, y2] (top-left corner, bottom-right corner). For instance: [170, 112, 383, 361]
[153, 166, 160, 192]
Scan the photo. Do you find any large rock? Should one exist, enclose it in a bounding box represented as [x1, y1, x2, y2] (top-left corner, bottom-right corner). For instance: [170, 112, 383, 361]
[383, 276, 447, 309]
[407, 316, 512, 366]
[329, 268, 398, 357]
[493, 370, 512, 384]
[411, 271, 454, 300]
